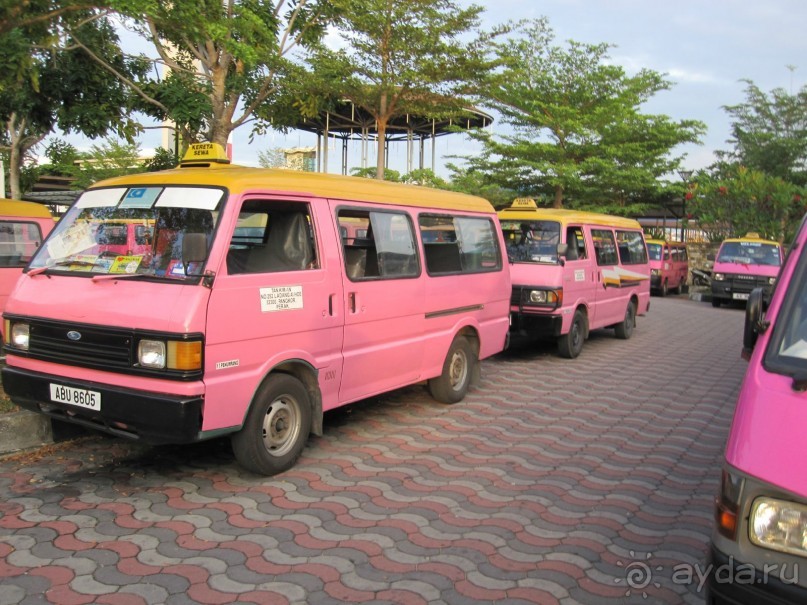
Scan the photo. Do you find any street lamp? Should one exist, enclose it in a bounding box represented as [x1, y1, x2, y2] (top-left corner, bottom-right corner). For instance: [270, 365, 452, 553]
[678, 169, 694, 242]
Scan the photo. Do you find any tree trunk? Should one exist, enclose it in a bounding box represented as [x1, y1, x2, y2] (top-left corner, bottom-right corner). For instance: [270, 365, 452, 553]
[553, 184, 563, 208]
[375, 117, 388, 180]
[6, 113, 46, 200]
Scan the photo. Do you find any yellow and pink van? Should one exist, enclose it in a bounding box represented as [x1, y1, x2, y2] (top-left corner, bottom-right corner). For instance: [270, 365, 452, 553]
[1, 143, 511, 475]
[498, 199, 650, 358]
[710, 233, 782, 307]
[708, 218, 807, 602]
[0, 199, 54, 339]
[646, 239, 688, 296]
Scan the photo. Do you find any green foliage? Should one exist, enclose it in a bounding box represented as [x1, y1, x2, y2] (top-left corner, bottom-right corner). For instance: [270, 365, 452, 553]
[350, 167, 402, 182]
[66, 139, 146, 189]
[460, 18, 705, 209]
[446, 164, 519, 209]
[144, 146, 177, 171]
[258, 148, 288, 169]
[312, 0, 494, 179]
[720, 81, 807, 187]
[689, 164, 805, 243]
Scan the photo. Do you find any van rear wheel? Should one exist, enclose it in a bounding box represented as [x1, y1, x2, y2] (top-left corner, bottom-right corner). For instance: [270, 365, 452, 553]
[231, 374, 311, 476]
[614, 300, 636, 340]
[429, 336, 475, 404]
[558, 309, 586, 359]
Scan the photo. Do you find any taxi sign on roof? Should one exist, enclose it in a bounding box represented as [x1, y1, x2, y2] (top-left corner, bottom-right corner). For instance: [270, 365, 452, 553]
[181, 143, 230, 165]
[511, 197, 538, 209]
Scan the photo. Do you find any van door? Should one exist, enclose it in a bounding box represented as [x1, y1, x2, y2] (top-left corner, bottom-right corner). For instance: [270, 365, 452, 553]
[203, 197, 344, 431]
[590, 227, 625, 326]
[563, 224, 597, 317]
[336, 205, 425, 404]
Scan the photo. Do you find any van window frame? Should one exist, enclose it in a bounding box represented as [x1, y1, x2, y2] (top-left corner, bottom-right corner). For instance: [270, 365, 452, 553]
[419, 213, 502, 276]
[337, 206, 420, 282]
[0, 220, 44, 268]
[615, 229, 649, 265]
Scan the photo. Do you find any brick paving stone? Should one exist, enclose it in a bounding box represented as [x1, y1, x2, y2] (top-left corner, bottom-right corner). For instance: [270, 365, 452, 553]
[0, 298, 747, 603]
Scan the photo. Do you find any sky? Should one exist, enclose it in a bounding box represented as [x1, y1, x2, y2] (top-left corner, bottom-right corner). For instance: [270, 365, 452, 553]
[56, 0, 807, 181]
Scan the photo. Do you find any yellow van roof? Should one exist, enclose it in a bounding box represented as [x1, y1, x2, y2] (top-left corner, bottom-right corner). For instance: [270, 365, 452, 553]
[646, 239, 685, 246]
[498, 205, 642, 230]
[89, 165, 495, 214]
[722, 235, 780, 246]
[0, 198, 53, 219]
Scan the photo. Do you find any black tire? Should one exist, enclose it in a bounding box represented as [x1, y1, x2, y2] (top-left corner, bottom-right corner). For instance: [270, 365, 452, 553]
[558, 309, 586, 359]
[712, 297, 721, 308]
[231, 374, 312, 476]
[660, 280, 668, 297]
[614, 300, 636, 340]
[428, 336, 475, 404]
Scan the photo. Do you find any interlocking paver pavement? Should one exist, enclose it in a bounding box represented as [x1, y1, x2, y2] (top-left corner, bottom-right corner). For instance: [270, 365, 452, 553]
[0, 297, 747, 604]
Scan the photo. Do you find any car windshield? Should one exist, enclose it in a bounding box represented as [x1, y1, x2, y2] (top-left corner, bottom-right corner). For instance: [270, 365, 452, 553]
[717, 241, 781, 266]
[29, 186, 224, 280]
[501, 220, 561, 263]
[647, 243, 662, 261]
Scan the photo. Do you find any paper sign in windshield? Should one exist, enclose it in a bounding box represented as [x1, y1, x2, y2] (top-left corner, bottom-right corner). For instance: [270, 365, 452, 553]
[260, 286, 303, 312]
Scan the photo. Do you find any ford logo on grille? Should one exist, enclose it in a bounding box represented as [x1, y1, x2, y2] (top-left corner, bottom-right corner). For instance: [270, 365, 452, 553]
[66, 331, 82, 341]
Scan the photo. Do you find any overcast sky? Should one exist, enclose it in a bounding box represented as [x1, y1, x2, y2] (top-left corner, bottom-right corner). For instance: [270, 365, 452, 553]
[59, 0, 807, 180]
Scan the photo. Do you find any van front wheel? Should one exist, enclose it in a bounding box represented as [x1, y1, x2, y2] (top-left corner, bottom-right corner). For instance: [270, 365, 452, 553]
[231, 374, 311, 476]
[429, 336, 475, 404]
[558, 309, 586, 359]
[614, 301, 636, 340]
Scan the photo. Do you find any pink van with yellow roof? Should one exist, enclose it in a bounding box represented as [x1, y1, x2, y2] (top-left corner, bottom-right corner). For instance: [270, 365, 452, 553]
[1, 143, 510, 475]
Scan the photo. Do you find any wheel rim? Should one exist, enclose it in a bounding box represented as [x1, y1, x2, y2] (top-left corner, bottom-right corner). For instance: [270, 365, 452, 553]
[261, 396, 301, 457]
[448, 349, 469, 391]
[571, 318, 582, 349]
[626, 304, 635, 324]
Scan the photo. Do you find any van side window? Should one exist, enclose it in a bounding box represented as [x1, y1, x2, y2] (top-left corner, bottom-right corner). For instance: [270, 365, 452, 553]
[227, 200, 317, 274]
[616, 230, 648, 265]
[0, 221, 42, 267]
[419, 215, 501, 275]
[591, 229, 618, 266]
[339, 209, 418, 280]
[565, 226, 587, 260]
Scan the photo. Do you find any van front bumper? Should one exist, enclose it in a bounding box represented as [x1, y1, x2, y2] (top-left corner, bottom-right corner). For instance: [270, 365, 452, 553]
[1, 365, 204, 444]
[705, 545, 806, 605]
[509, 311, 563, 338]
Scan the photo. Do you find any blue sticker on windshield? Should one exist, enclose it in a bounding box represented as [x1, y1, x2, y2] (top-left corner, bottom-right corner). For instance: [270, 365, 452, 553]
[121, 187, 161, 209]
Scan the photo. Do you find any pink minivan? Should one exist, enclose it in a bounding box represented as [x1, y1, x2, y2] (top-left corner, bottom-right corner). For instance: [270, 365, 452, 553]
[710, 233, 782, 307]
[1, 144, 510, 476]
[0, 199, 54, 340]
[708, 219, 807, 602]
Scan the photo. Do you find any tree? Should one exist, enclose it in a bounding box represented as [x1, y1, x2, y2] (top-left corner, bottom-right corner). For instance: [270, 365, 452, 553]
[77, 0, 338, 153]
[719, 79, 807, 187]
[0, 9, 146, 198]
[689, 163, 805, 243]
[314, 0, 496, 180]
[460, 18, 705, 210]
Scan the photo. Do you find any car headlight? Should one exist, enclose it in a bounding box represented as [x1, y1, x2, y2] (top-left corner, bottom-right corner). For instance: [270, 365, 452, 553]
[769, 277, 776, 285]
[8, 322, 30, 351]
[651, 269, 660, 276]
[750, 497, 807, 557]
[714, 273, 725, 281]
[528, 289, 562, 306]
[138, 338, 202, 371]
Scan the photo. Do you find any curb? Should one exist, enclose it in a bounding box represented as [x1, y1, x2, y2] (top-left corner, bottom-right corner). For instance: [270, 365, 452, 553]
[0, 410, 53, 455]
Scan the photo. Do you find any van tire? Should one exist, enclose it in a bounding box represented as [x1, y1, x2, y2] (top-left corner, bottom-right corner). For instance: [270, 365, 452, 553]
[429, 336, 475, 404]
[231, 374, 311, 476]
[660, 280, 668, 297]
[614, 300, 636, 340]
[558, 309, 586, 359]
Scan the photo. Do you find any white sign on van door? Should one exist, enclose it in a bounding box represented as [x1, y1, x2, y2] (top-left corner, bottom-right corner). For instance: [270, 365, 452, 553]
[260, 286, 303, 312]
[575, 269, 585, 282]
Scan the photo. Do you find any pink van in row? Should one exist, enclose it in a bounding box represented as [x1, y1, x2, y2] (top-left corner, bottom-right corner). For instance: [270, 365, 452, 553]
[708, 220, 807, 602]
[1, 144, 511, 475]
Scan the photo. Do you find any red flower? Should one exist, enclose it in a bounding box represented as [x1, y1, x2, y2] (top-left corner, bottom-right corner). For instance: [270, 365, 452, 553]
[685, 192, 694, 200]
[718, 186, 728, 196]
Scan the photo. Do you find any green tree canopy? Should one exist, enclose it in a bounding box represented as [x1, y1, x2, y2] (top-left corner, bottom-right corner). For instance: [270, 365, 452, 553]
[719, 79, 807, 187]
[458, 18, 705, 211]
[312, 0, 496, 179]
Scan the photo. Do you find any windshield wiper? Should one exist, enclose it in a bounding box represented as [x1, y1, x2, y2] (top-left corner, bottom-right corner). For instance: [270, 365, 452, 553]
[28, 260, 98, 276]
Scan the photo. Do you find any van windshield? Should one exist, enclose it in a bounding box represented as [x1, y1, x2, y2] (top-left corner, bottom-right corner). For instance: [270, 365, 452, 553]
[29, 186, 224, 280]
[500, 220, 561, 263]
[647, 243, 662, 261]
[717, 241, 781, 266]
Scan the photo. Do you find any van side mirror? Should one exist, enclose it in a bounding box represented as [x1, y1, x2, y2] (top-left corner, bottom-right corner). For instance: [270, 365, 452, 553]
[742, 287, 769, 359]
[556, 242, 569, 257]
[182, 233, 208, 266]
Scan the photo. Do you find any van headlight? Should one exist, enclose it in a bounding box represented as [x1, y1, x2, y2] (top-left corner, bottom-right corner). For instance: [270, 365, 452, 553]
[750, 497, 807, 557]
[527, 289, 562, 307]
[138, 339, 202, 371]
[9, 322, 30, 350]
[713, 273, 725, 281]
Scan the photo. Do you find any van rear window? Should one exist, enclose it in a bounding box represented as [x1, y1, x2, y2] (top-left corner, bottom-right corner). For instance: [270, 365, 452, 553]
[0, 221, 43, 267]
[616, 230, 648, 265]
